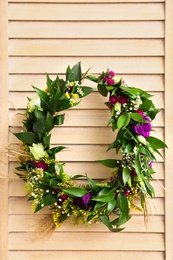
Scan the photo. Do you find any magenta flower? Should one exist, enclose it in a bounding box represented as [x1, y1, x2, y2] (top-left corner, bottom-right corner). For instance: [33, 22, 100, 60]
[107, 78, 114, 86]
[110, 95, 118, 104]
[74, 193, 91, 210]
[33, 160, 48, 170]
[118, 95, 128, 104]
[124, 189, 130, 196]
[133, 115, 151, 138]
[109, 71, 115, 77]
[131, 170, 137, 177]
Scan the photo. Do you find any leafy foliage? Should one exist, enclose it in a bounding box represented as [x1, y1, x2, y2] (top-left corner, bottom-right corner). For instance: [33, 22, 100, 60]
[14, 63, 166, 233]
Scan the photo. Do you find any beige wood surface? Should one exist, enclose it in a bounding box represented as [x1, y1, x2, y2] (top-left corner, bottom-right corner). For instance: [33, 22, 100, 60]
[0, 0, 9, 259]
[1, 0, 173, 259]
[165, 0, 173, 259]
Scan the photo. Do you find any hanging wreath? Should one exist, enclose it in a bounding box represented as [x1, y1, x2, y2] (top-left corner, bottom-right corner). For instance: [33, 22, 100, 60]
[14, 62, 167, 232]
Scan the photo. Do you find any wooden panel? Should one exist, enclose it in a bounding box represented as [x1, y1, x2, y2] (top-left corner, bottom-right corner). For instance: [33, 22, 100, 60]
[8, 21, 164, 39]
[8, 74, 164, 91]
[10, 126, 164, 145]
[9, 91, 164, 109]
[8, 39, 164, 56]
[8, 57, 164, 74]
[8, 214, 165, 232]
[7, 0, 167, 259]
[0, 0, 9, 259]
[164, 0, 173, 259]
[9, 197, 165, 215]
[8, 3, 164, 21]
[9, 179, 165, 197]
[8, 232, 165, 251]
[8, 0, 165, 2]
[9, 161, 165, 180]
[9, 109, 164, 127]
[8, 251, 165, 260]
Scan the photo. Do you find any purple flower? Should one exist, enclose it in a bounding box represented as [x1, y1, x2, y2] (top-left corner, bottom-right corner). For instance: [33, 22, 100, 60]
[33, 160, 48, 170]
[74, 193, 91, 210]
[107, 78, 114, 86]
[133, 115, 151, 138]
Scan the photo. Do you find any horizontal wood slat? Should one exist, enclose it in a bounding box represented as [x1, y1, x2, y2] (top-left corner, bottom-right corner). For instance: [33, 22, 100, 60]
[8, 232, 164, 251]
[9, 179, 165, 197]
[8, 74, 164, 91]
[8, 251, 165, 260]
[9, 109, 164, 127]
[8, 21, 164, 39]
[8, 39, 164, 56]
[8, 57, 164, 74]
[9, 91, 164, 109]
[8, 3, 164, 21]
[9, 161, 165, 180]
[8, 0, 165, 3]
[10, 126, 164, 145]
[9, 197, 165, 215]
[9, 214, 164, 232]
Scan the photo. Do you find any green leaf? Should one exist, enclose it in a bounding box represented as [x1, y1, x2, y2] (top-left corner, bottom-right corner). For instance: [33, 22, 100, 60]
[43, 134, 51, 148]
[46, 74, 54, 95]
[40, 97, 54, 115]
[130, 112, 143, 122]
[97, 84, 108, 97]
[134, 147, 142, 176]
[53, 114, 65, 125]
[146, 136, 167, 149]
[107, 199, 116, 213]
[122, 167, 131, 185]
[117, 113, 131, 129]
[60, 187, 87, 197]
[93, 188, 115, 203]
[99, 215, 112, 229]
[87, 176, 100, 193]
[14, 132, 38, 145]
[44, 112, 54, 132]
[111, 214, 131, 227]
[80, 86, 93, 97]
[117, 193, 130, 218]
[94, 201, 107, 211]
[66, 61, 81, 82]
[97, 159, 119, 168]
[33, 119, 44, 135]
[32, 86, 49, 102]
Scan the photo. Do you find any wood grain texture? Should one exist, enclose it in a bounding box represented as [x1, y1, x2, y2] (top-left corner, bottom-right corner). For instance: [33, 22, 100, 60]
[0, 0, 9, 259]
[7, 0, 167, 259]
[8, 3, 164, 21]
[8, 21, 164, 39]
[164, 0, 173, 259]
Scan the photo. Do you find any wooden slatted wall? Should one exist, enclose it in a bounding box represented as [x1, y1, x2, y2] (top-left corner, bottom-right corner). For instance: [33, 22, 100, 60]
[3, 0, 171, 259]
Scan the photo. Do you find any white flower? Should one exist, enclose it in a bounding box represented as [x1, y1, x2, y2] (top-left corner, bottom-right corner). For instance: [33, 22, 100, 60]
[136, 135, 147, 146]
[28, 96, 41, 112]
[29, 143, 49, 160]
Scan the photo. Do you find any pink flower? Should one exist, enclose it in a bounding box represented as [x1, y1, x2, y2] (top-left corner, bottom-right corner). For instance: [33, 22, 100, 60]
[136, 109, 144, 115]
[110, 95, 118, 104]
[109, 71, 115, 77]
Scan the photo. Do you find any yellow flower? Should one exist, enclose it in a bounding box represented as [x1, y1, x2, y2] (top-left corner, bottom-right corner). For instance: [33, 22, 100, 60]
[65, 92, 70, 99]
[72, 93, 79, 100]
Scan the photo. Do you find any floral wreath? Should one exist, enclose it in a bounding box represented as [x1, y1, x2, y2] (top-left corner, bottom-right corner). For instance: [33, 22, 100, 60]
[14, 62, 166, 232]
